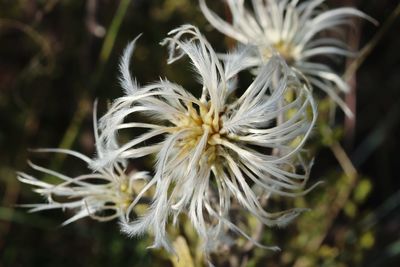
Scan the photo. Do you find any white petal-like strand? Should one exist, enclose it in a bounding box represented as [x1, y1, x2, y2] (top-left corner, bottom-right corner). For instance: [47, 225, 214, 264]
[18, 108, 152, 225]
[200, 0, 376, 116]
[18, 151, 151, 224]
[95, 25, 317, 253]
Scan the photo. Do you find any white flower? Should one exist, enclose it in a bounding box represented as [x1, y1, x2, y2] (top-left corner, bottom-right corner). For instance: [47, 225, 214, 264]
[200, 0, 376, 116]
[18, 106, 151, 225]
[95, 25, 318, 253]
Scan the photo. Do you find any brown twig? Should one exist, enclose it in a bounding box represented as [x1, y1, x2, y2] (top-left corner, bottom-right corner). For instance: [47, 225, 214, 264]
[293, 141, 358, 267]
[343, 2, 400, 81]
[343, 0, 361, 148]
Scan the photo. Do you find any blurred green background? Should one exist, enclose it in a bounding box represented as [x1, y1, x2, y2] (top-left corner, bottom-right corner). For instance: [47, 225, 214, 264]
[0, 0, 399, 266]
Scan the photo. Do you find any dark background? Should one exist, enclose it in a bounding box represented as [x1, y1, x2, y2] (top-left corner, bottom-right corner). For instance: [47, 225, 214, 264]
[0, 0, 399, 266]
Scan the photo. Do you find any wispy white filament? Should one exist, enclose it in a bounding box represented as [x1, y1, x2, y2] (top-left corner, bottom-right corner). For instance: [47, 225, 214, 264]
[18, 107, 151, 225]
[200, 0, 377, 116]
[94, 25, 318, 253]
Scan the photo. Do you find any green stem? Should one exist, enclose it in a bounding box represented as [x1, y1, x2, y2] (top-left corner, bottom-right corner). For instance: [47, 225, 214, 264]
[46, 0, 132, 174]
[99, 0, 132, 64]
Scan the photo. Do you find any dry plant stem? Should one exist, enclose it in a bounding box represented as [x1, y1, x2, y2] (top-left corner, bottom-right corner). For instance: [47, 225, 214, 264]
[229, 255, 240, 267]
[344, 72, 357, 146]
[315, 142, 358, 245]
[344, 8, 361, 147]
[344, 1, 400, 147]
[342, 1, 400, 147]
[293, 141, 358, 267]
[343, 2, 400, 81]
[331, 141, 357, 179]
[296, 3, 400, 262]
[170, 237, 195, 267]
[293, 5, 400, 265]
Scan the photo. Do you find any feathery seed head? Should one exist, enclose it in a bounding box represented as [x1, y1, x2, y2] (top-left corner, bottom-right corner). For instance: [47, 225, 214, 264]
[18, 150, 151, 225]
[18, 108, 152, 225]
[95, 25, 318, 253]
[200, 0, 377, 116]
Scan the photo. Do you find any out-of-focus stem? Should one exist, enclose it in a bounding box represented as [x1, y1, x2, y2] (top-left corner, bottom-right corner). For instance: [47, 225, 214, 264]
[293, 141, 358, 267]
[47, 0, 132, 171]
[331, 142, 357, 179]
[99, 0, 132, 64]
[49, 97, 91, 171]
[343, 2, 400, 80]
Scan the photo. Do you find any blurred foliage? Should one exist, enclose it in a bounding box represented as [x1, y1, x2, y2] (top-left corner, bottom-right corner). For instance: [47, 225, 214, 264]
[1, 0, 400, 266]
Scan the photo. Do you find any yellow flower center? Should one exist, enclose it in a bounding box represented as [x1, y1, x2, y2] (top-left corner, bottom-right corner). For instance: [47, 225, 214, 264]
[175, 101, 223, 165]
[262, 40, 296, 65]
[117, 180, 135, 210]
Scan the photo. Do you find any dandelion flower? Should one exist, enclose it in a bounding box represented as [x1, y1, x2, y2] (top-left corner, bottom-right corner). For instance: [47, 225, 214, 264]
[95, 25, 318, 253]
[200, 0, 376, 116]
